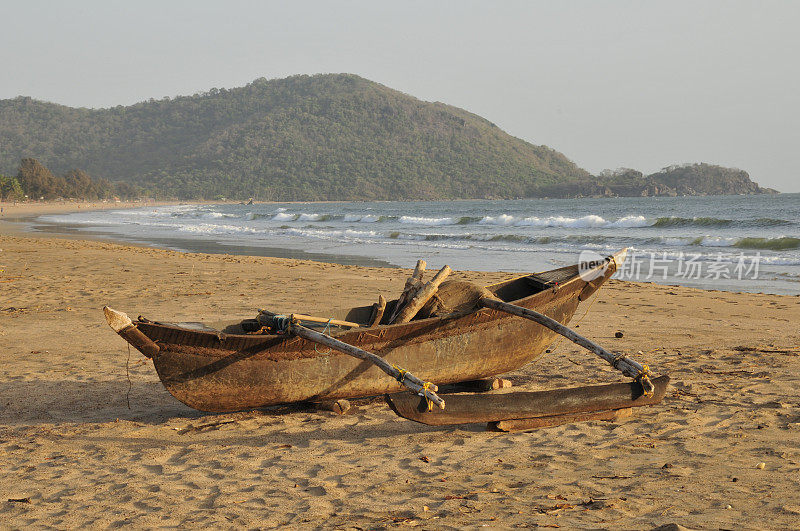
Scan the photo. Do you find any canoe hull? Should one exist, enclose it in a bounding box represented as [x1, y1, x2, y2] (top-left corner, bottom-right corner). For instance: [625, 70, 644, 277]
[140, 282, 580, 412]
[110, 252, 625, 413]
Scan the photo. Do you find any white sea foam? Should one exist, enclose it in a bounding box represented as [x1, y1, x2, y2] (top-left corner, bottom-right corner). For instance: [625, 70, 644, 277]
[381, 212, 650, 229]
[272, 212, 296, 221]
[479, 214, 640, 228]
[743, 255, 800, 266]
[280, 227, 381, 241]
[661, 237, 693, 246]
[344, 214, 381, 223]
[562, 215, 606, 228]
[699, 237, 737, 247]
[393, 232, 427, 241]
[610, 215, 649, 228]
[479, 214, 517, 226]
[398, 216, 457, 225]
[174, 223, 261, 236]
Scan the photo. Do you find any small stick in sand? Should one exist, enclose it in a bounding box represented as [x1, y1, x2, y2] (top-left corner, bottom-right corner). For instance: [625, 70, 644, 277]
[313, 399, 352, 415]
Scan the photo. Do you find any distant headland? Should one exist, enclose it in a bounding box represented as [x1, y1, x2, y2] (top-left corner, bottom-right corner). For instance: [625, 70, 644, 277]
[0, 74, 777, 201]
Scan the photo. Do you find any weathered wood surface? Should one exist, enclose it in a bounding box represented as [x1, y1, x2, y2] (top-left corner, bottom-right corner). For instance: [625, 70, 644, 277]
[385, 375, 669, 426]
[369, 295, 387, 327]
[479, 296, 653, 393]
[290, 323, 445, 409]
[393, 265, 452, 324]
[387, 260, 426, 323]
[103, 306, 160, 358]
[489, 407, 633, 432]
[290, 313, 361, 329]
[411, 259, 427, 281]
[103, 252, 625, 412]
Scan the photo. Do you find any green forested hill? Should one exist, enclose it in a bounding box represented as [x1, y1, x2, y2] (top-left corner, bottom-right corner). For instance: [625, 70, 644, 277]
[0, 74, 590, 200]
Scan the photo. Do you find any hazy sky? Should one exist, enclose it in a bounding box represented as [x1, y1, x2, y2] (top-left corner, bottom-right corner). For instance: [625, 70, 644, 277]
[2, 1, 798, 191]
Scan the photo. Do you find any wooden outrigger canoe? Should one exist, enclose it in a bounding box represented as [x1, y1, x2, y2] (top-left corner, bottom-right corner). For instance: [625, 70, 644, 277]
[104, 250, 628, 413]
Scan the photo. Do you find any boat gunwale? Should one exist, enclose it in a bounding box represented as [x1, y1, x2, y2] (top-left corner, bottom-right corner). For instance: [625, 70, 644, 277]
[131, 252, 623, 362]
[136, 270, 575, 342]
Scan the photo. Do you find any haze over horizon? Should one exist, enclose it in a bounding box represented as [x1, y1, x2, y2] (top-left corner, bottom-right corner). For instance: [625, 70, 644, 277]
[2, 1, 797, 191]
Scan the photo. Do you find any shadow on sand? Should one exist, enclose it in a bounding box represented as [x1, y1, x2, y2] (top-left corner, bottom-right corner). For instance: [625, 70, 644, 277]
[0, 379, 482, 443]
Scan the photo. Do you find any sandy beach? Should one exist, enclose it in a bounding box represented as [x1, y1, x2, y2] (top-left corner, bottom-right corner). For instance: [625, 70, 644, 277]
[1, 203, 799, 529]
[0, 199, 163, 217]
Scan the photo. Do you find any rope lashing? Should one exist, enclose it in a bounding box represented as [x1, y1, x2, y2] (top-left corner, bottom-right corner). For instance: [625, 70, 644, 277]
[635, 364, 655, 397]
[393, 364, 438, 410]
[421, 381, 436, 411]
[314, 318, 333, 354]
[392, 364, 408, 383]
[612, 353, 654, 397]
[271, 315, 291, 333]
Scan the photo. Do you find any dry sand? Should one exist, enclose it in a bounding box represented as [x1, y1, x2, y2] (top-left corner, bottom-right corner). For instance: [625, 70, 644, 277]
[1, 203, 799, 529]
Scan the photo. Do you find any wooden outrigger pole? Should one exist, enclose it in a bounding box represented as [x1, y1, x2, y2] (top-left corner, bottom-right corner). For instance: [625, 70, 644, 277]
[478, 297, 655, 396]
[288, 321, 445, 409]
[386, 251, 667, 427]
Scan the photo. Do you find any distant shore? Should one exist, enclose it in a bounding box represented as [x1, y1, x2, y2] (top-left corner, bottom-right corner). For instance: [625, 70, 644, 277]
[0, 199, 169, 222]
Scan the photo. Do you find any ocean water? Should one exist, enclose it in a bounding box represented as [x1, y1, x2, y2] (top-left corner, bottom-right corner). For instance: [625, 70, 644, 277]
[35, 194, 800, 295]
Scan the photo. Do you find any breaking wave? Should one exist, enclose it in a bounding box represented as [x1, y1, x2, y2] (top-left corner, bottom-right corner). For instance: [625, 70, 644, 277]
[398, 216, 460, 226]
[100, 206, 796, 232]
[733, 237, 800, 251]
[653, 216, 794, 228]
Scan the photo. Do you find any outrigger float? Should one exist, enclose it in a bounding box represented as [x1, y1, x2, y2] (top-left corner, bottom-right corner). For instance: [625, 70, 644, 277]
[103, 249, 669, 430]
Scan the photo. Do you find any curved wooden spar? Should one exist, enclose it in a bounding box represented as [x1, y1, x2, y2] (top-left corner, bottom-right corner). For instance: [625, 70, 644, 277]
[289, 323, 445, 409]
[479, 297, 655, 396]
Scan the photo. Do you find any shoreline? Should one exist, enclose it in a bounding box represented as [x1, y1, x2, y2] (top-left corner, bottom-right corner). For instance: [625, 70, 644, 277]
[0, 200, 177, 236]
[3, 199, 797, 295]
[1, 201, 397, 268]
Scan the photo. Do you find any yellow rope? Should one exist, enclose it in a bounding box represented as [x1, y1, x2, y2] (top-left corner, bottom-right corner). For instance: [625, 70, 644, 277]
[422, 382, 435, 411]
[392, 364, 408, 383]
[636, 364, 654, 395]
